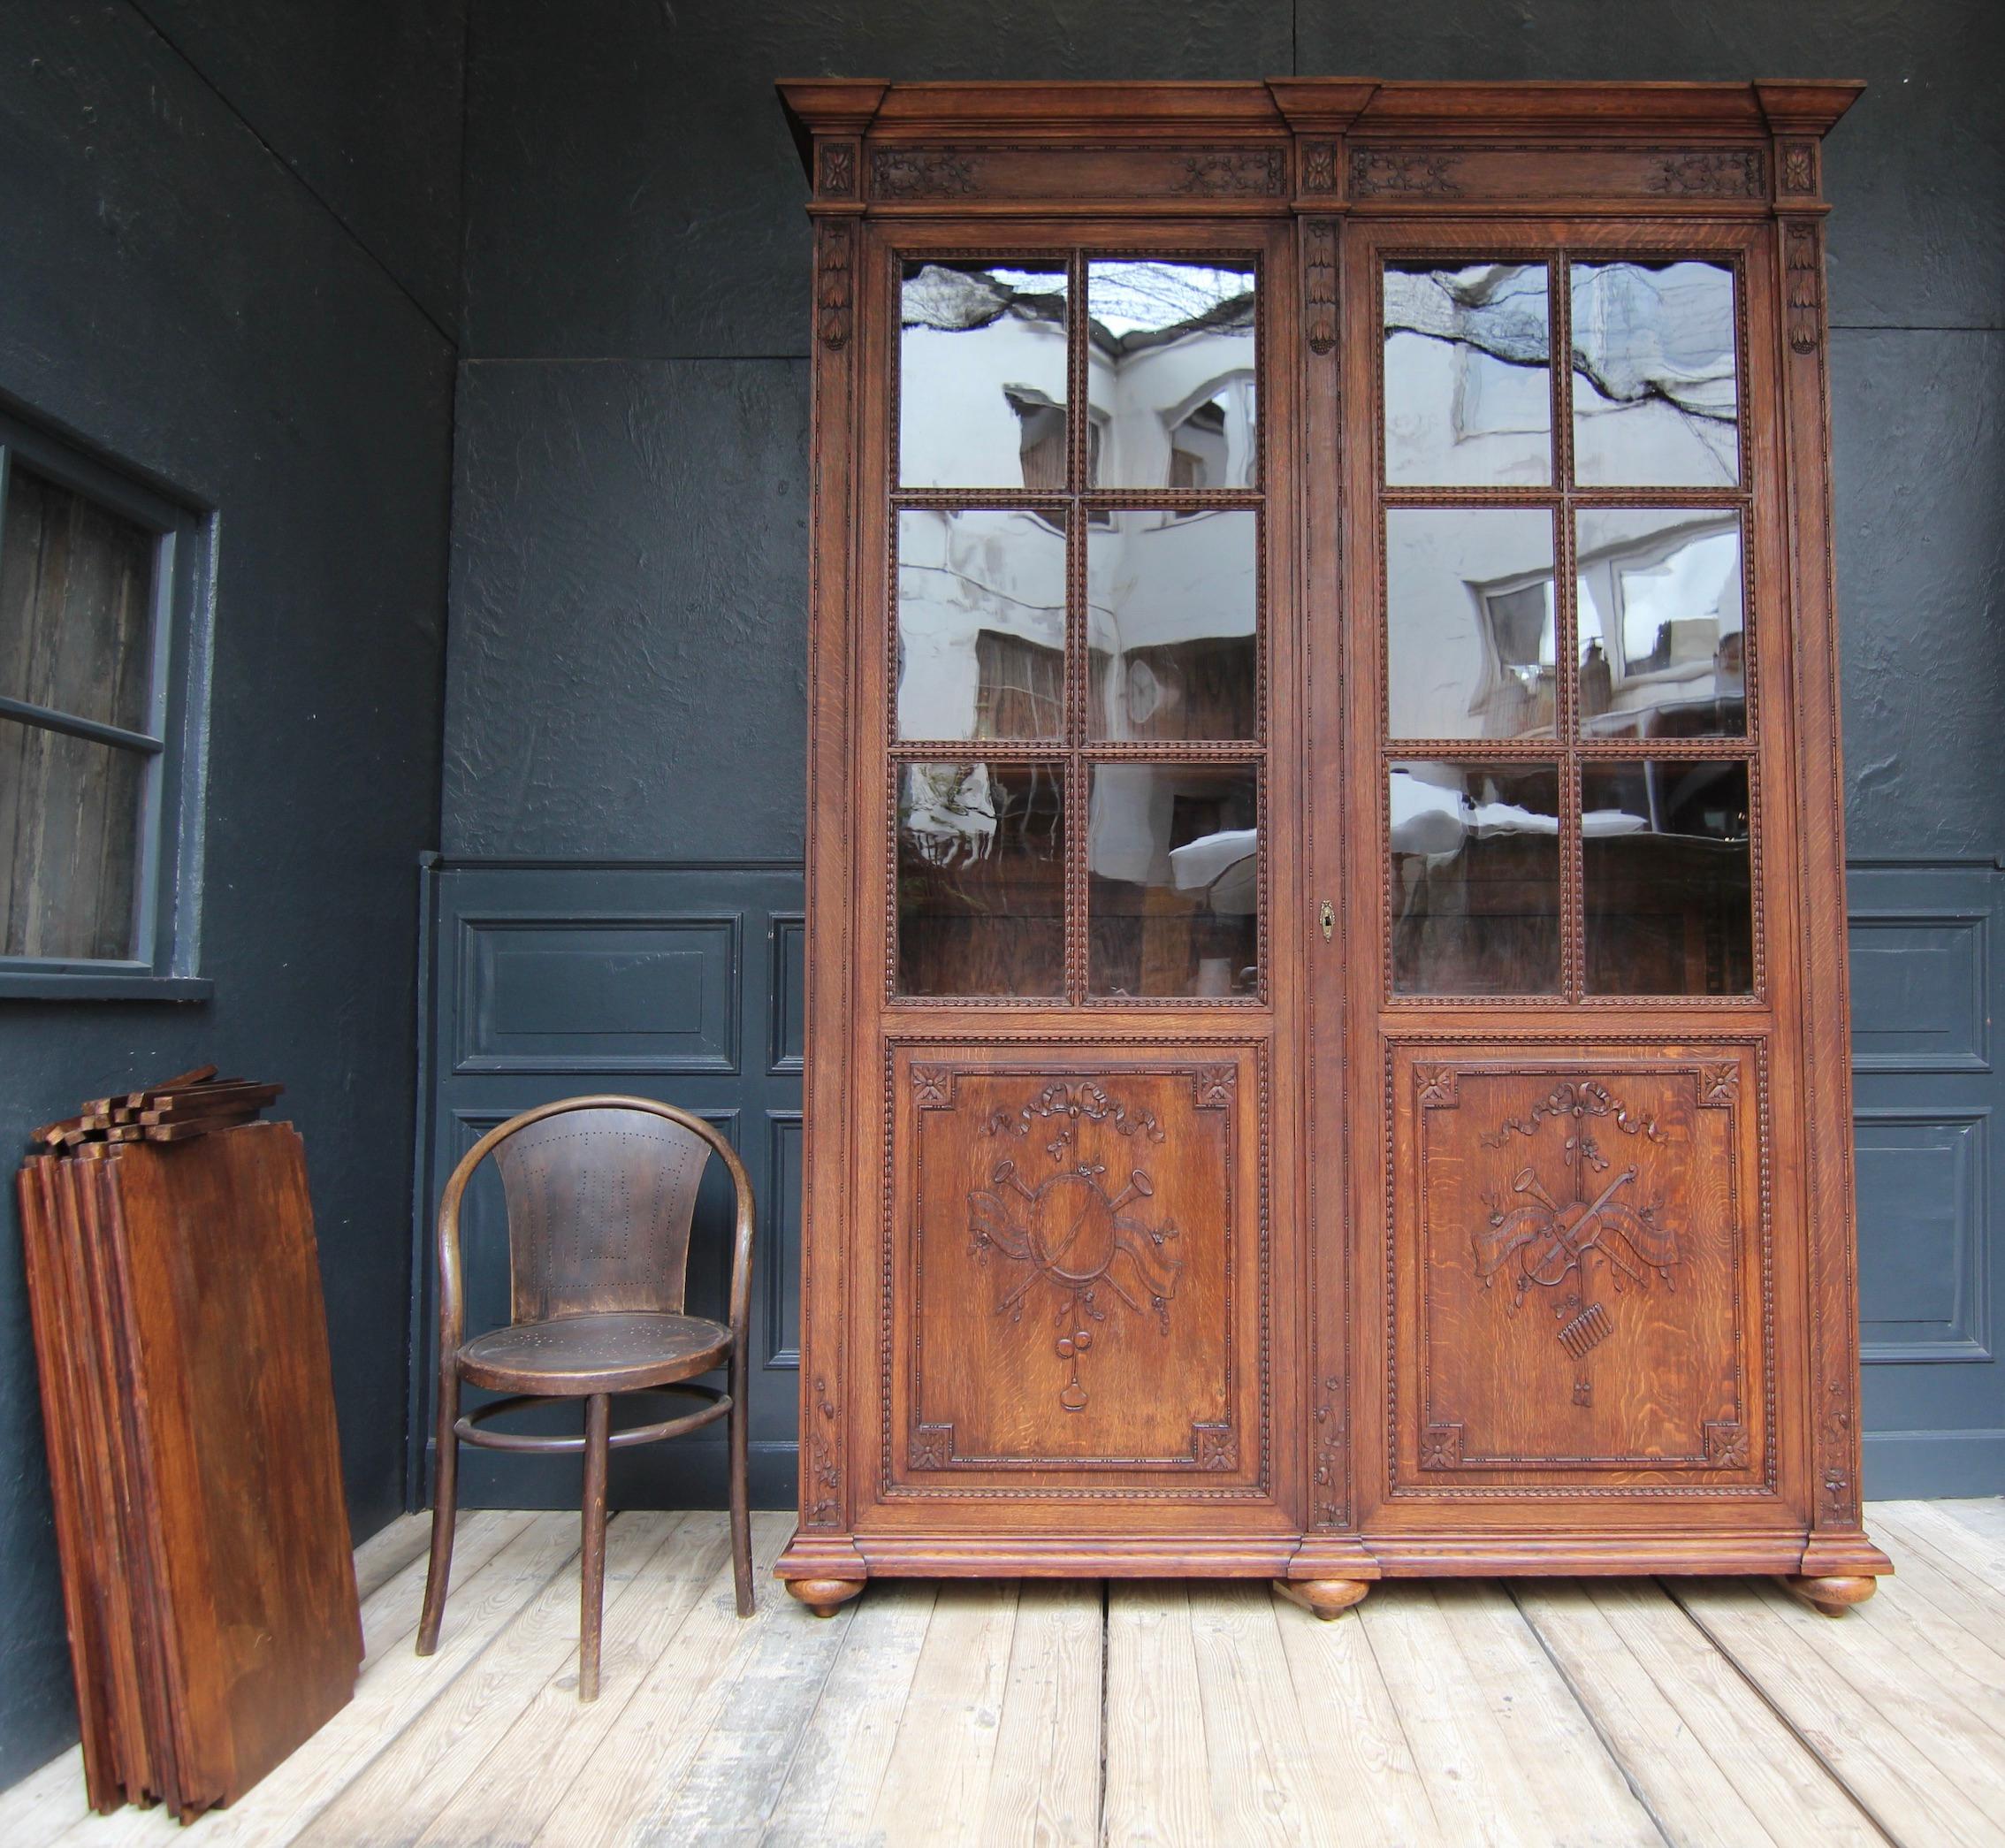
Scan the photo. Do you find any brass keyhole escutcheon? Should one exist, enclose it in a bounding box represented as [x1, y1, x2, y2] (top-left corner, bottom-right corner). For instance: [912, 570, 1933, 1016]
[1319, 900, 1334, 943]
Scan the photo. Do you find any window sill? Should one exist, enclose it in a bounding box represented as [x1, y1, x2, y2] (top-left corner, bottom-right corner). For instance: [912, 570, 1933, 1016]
[0, 971, 213, 1003]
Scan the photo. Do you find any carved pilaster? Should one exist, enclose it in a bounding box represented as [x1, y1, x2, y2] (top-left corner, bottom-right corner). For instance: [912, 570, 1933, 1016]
[816, 218, 854, 352]
[1303, 218, 1337, 356]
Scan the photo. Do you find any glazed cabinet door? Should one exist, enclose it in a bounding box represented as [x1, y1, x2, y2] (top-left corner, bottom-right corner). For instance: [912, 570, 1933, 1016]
[853, 222, 1303, 1539]
[1338, 221, 1809, 1544]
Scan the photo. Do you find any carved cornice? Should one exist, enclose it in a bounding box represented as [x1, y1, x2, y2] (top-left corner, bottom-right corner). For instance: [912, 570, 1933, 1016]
[1648, 149, 1765, 197]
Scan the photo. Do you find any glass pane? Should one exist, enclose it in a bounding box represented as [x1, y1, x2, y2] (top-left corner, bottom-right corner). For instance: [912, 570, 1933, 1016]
[1087, 764, 1257, 997]
[896, 760, 1064, 997]
[0, 716, 144, 959]
[900, 263, 1069, 491]
[1086, 261, 1257, 491]
[1086, 510, 1255, 742]
[1583, 760, 1752, 995]
[1391, 760, 1560, 996]
[1578, 509, 1745, 740]
[1571, 261, 1739, 486]
[1386, 508, 1556, 741]
[0, 465, 156, 733]
[1384, 263, 1551, 486]
[897, 508, 1066, 741]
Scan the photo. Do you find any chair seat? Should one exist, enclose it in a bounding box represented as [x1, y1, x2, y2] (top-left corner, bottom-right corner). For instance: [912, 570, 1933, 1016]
[458, 1310, 731, 1394]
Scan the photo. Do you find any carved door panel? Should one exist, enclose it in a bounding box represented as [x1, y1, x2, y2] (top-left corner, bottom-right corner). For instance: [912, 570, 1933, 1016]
[881, 1043, 1268, 1505]
[1389, 1042, 1769, 1495]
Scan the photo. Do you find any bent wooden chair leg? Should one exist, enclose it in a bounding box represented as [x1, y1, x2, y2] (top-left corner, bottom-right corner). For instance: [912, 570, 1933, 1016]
[415, 1370, 461, 1656]
[728, 1342, 753, 1616]
[579, 1393, 611, 1700]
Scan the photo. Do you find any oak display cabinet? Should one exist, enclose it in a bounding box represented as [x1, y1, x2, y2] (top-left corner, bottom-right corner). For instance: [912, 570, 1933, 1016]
[774, 77, 1889, 1621]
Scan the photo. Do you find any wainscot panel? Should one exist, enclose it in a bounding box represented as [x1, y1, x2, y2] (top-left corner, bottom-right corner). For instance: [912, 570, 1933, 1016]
[412, 860, 804, 1511]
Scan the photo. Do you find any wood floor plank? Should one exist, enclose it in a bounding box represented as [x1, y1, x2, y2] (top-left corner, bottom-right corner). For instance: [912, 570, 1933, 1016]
[1431, 1581, 1660, 1846]
[50, 1513, 580, 1848]
[1669, 1577, 2005, 1846]
[293, 1515, 683, 1848]
[519, 1515, 791, 1848]
[0, 1745, 95, 1845]
[1513, 1580, 1879, 1848]
[1271, 1583, 1437, 1846]
[865, 1580, 1021, 1848]
[1102, 1583, 1212, 1848]
[760, 1580, 939, 1847]
[1877, 1499, 2005, 1599]
[1358, 1585, 1557, 1848]
[1869, 1506, 2005, 1654]
[632, 1539, 861, 1844]
[1932, 1498, 2005, 1549]
[1187, 1579, 1341, 1845]
[978, 1580, 1102, 1848]
[353, 1514, 438, 1603]
[408, 1515, 736, 1848]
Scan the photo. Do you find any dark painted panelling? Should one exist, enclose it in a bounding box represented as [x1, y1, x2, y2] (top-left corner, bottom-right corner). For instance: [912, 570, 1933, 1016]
[1833, 329, 2005, 859]
[1292, 0, 2004, 332]
[0, 1, 451, 1785]
[417, 867, 804, 1513]
[441, 361, 812, 860]
[127, 0, 468, 329]
[1851, 863, 2005, 1494]
[770, 913, 805, 1075]
[457, 913, 740, 1073]
[461, 0, 1294, 361]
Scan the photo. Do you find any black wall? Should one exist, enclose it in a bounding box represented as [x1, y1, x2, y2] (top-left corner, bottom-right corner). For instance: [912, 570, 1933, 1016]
[0, 0, 461, 1787]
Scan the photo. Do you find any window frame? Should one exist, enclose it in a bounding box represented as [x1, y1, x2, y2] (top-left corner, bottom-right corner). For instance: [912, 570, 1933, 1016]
[0, 404, 213, 999]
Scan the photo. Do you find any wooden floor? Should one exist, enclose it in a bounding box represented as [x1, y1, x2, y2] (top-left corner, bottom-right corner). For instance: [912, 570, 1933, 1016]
[6, 1501, 2005, 1846]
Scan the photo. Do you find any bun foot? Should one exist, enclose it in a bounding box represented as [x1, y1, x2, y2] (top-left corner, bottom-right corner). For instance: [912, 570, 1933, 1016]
[1275, 1577, 1372, 1621]
[787, 1577, 865, 1618]
[1780, 1573, 1879, 1617]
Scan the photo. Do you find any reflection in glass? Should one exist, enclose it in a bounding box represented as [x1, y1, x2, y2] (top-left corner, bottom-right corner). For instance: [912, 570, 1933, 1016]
[897, 508, 1067, 740]
[1086, 510, 1255, 742]
[1583, 760, 1752, 995]
[1572, 262, 1739, 486]
[1087, 764, 1258, 997]
[1577, 510, 1744, 739]
[1086, 262, 1257, 491]
[1384, 263, 1551, 486]
[1391, 761, 1561, 995]
[900, 263, 1069, 491]
[896, 761, 1064, 997]
[1386, 508, 1556, 741]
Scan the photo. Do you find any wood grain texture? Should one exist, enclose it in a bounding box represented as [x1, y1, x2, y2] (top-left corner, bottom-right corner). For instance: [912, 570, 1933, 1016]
[13, 1499, 1996, 1845]
[776, 76, 1880, 1600]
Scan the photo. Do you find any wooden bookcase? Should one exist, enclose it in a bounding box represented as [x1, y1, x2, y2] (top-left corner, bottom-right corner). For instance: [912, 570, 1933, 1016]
[774, 77, 1889, 1619]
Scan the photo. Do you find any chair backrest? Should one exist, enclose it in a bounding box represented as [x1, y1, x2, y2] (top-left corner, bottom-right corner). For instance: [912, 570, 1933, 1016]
[489, 1105, 713, 1322]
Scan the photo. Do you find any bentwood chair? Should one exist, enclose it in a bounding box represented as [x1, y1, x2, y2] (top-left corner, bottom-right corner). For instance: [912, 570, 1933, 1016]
[415, 1096, 754, 1699]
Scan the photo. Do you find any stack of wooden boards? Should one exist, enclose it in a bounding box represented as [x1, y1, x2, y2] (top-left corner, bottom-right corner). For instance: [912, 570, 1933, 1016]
[31, 1066, 285, 1156]
[16, 1071, 362, 1821]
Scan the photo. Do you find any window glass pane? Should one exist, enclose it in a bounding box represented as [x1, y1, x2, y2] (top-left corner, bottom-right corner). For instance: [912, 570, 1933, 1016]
[1086, 509, 1255, 742]
[1086, 262, 1257, 491]
[1087, 764, 1257, 997]
[1386, 508, 1556, 741]
[896, 760, 1064, 997]
[900, 263, 1069, 491]
[1391, 760, 1560, 995]
[1384, 263, 1551, 486]
[1571, 261, 1739, 486]
[897, 508, 1066, 741]
[0, 716, 143, 958]
[1583, 760, 1752, 995]
[1, 465, 156, 733]
[1578, 509, 1745, 740]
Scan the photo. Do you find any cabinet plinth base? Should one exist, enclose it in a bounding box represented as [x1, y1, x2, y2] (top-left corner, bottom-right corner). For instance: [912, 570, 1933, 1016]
[1274, 1577, 1372, 1620]
[1779, 1573, 1879, 1617]
[787, 1577, 866, 1618]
